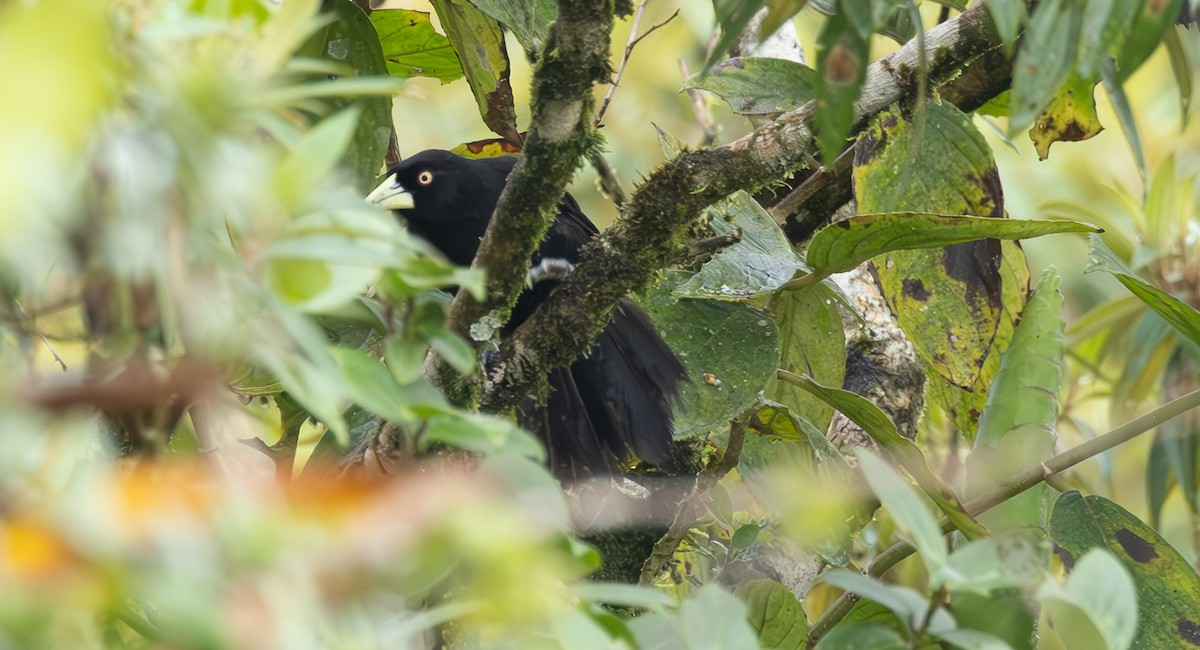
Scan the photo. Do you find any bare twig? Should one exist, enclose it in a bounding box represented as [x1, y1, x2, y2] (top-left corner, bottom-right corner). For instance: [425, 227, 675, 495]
[806, 386, 1200, 646]
[638, 419, 746, 585]
[13, 299, 67, 371]
[594, 3, 680, 128]
[679, 58, 718, 146]
[589, 150, 628, 207]
[766, 147, 856, 226]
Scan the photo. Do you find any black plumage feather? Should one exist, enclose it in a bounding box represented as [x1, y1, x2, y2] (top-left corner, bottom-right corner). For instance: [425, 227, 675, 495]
[377, 150, 684, 477]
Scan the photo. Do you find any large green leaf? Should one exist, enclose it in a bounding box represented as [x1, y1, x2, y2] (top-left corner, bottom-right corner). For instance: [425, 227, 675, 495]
[304, 0, 395, 191]
[1086, 235, 1200, 348]
[927, 239, 1030, 442]
[684, 57, 817, 115]
[676, 191, 805, 304]
[733, 579, 808, 650]
[764, 282, 845, 435]
[641, 276, 781, 439]
[469, 0, 557, 57]
[1010, 0, 1081, 131]
[429, 0, 519, 143]
[1114, 0, 1184, 82]
[966, 268, 1064, 531]
[1050, 491, 1200, 649]
[853, 101, 1005, 391]
[371, 9, 464, 83]
[813, 6, 868, 163]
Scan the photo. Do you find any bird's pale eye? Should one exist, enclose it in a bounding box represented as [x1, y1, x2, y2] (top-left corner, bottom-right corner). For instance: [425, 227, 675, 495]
[417, 170, 434, 186]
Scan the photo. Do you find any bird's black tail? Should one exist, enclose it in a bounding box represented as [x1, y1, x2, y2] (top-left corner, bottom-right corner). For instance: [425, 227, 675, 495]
[518, 298, 685, 479]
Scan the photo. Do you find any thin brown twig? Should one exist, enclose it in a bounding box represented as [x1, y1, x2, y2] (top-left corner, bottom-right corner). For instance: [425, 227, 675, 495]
[638, 419, 746, 585]
[594, 3, 680, 128]
[13, 299, 67, 371]
[679, 58, 718, 145]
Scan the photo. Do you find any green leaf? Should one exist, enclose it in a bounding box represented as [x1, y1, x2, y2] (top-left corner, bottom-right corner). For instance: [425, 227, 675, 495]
[1050, 491, 1200, 649]
[764, 283, 845, 434]
[1165, 27, 1192, 128]
[707, 0, 770, 70]
[733, 579, 808, 649]
[778, 371, 986, 539]
[429, 0, 519, 143]
[1038, 549, 1138, 650]
[630, 584, 761, 649]
[966, 268, 1064, 531]
[371, 9, 464, 83]
[813, 7, 868, 163]
[816, 622, 906, 649]
[469, 0, 557, 57]
[927, 239, 1030, 442]
[855, 448, 949, 581]
[985, 0, 1024, 57]
[568, 583, 675, 610]
[801, 213, 1100, 279]
[685, 57, 817, 115]
[1009, 0, 1081, 131]
[820, 570, 953, 633]
[1086, 234, 1200, 348]
[943, 530, 1048, 595]
[333, 346, 415, 424]
[422, 412, 544, 459]
[851, 101, 1006, 390]
[676, 191, 805, 304]
[1076, 0, 1137, 79]
[304, 0, 395, 192]
[1100, 58, 1147, 185]
[1114, 0, 1184, 83]
[641, 279, 781, 439]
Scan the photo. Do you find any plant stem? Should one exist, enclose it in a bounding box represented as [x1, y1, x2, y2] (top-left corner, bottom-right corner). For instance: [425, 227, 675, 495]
[807, 386, 1200, 647]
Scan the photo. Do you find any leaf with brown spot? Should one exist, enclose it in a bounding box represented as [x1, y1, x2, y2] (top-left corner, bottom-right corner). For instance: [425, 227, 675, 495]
[1030, 73, 1103, 160]
[450, 137, 523, 158]
[429, 0, 519, 144]
[854, 101, 1007, 390]
[1050, 491, 1200, 648]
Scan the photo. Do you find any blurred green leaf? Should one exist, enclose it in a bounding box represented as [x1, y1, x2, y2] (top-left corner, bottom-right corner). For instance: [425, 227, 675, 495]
[1039, 550, 1138, 650]
[1087, 235, 1200, 348]
[1010, 0, 1081, 132]
[813, 7, 868, 163]
[733, 579, 808, 649]
[856, 448, 949, 581]
[779, 371, 986, 539]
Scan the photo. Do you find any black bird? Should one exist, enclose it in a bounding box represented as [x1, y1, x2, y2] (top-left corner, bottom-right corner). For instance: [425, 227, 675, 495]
[367, 150, 684, 478]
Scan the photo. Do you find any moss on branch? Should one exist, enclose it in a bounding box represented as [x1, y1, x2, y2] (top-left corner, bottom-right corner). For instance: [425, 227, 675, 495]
[481, 2, 1010, 412]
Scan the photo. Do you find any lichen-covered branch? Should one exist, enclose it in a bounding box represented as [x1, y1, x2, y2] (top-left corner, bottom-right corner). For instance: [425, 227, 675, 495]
[439, 0, 622, 402]
[482, 2, 1007, 412]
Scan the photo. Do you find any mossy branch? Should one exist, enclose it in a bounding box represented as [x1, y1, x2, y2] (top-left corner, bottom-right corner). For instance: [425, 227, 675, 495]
[481, 2, 1007, 412]
[438, 0, 622, 403]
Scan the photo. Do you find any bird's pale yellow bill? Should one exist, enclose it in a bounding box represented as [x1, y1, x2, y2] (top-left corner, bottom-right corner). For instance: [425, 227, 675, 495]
[366, 173, 415, 210]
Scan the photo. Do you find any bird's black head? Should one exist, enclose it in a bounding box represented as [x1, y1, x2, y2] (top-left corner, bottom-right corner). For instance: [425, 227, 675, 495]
[366, 150, 517, 266]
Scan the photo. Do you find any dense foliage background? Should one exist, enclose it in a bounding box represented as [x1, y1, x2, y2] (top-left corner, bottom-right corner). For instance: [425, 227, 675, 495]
[3, 0, 1200, 648]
